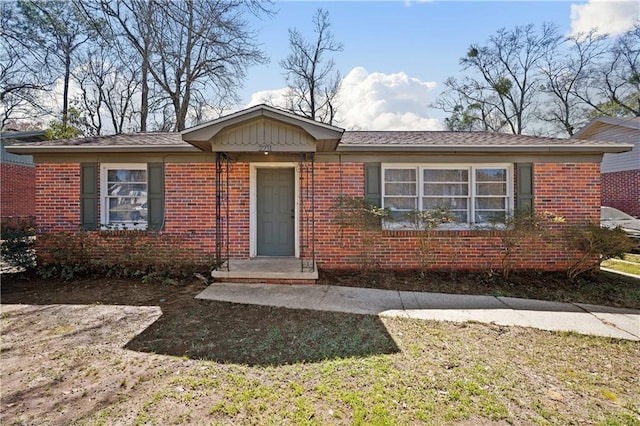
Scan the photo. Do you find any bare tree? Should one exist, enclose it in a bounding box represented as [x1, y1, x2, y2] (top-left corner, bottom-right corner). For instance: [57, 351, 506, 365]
[17, 0, 92, 127]
[435, 24, 560, 134]
[573, 24, 640, 117]
[90, 0, 269, 131]
[538, 31, 608, 136]
[0, 3, 48, 128]
[280, 8, 343, 125]
[433, 78, 507, 132]
[72, 44, 140, 135]
[82, 0, 157, 132]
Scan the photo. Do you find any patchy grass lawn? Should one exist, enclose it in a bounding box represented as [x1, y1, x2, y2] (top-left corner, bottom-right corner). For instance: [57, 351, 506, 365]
[1, 275, 639, 425]
[602, 255, 640, 276]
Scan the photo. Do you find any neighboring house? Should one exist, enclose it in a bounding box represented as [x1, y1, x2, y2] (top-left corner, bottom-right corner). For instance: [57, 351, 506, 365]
[1, 130, 47, 225]
[573, 117, 640, 217]
[6, 105, 632, 281]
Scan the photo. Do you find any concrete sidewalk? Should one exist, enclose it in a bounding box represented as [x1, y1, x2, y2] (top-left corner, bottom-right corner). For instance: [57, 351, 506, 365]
[196, 283, 640, 341]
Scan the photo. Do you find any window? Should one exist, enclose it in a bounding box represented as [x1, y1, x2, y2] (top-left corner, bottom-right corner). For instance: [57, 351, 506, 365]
[101, 164, 148, 229]
[382, 164, 512, 229]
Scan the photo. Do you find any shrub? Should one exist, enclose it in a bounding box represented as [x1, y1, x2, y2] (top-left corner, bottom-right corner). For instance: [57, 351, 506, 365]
[334, 195, 388, 272]
[487, 210, 563, 281]
[1, 217, 36, 270]
[35, 230, 213, 283]
[564, 224, 635, 282]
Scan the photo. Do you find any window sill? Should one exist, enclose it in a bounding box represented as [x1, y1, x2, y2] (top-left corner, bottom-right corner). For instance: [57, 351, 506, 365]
[98, 228, 148, 237]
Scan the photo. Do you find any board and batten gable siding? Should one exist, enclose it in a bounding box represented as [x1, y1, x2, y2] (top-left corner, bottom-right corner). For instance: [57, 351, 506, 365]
[211, 118, 316, 152]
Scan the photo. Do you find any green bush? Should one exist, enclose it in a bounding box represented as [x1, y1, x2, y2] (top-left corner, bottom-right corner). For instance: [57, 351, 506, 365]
[1, 217, 36, 270]
[564, 224, 635, 282]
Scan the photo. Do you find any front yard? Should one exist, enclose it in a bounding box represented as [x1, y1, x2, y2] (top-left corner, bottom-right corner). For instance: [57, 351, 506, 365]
[1, 276, 639, 425]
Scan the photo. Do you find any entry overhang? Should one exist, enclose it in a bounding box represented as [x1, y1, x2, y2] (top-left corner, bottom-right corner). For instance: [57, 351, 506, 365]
[181, 104, 344, 153]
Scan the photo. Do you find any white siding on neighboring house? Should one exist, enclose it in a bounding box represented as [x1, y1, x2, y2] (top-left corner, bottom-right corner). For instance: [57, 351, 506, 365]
[596, 127, 640, 173]
[573, 118, 640, 173]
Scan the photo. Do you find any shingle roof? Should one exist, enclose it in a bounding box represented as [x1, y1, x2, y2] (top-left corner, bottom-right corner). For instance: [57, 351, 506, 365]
[337, 131, 631, 153]
[339, 131, 622, 146]
[18, 132, 186, 147]
[5, 129, 633, 155]
[6, 132, 201, 153]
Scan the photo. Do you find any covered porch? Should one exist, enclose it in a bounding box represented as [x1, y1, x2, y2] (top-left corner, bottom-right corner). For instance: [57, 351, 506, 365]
[181, 104, 343, 284]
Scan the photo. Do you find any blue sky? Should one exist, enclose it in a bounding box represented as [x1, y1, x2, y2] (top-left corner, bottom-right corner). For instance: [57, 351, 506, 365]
[239, 0, 639, 130]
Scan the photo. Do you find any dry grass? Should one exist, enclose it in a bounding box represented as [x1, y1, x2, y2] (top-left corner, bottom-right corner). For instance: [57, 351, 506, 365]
[1, 275, 639, 425]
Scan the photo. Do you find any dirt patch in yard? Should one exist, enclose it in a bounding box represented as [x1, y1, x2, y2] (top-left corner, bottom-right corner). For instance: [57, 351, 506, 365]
[1, 272, 639, 424]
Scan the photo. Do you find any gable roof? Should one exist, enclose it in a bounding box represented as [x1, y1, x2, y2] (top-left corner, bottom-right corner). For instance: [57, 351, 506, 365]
[181, 104, 344, 152]
[338, 131, 632, 153]
[573, 117, 640, 140]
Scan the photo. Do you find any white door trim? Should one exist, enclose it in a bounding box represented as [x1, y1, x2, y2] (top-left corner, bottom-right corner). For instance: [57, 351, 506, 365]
[250, 163, 299, 258]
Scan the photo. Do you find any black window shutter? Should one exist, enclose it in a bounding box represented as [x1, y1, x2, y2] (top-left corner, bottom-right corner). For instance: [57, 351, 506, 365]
[516, 163, 534, 213]
[80, 163, 98, 230]
[147, 163, 165, 231]
[364, 162, 382, 207]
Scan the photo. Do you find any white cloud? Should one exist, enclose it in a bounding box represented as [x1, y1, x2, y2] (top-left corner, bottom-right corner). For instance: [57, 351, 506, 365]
[247, 66, 442, 131]
[570, 0, 639, 36]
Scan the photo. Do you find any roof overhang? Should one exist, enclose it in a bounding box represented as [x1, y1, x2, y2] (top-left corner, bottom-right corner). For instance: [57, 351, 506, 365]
[181, 104, 344, 152]
[573, 117, 640, 139]
[336, 144, 634, 154]
[5, 145, 201, 154]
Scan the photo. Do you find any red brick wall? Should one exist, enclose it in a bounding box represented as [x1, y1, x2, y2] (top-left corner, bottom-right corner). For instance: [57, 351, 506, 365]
[307, 162, 593, 271]
[36, 163, 80, 232]
[533, 163, 600, 224]
[1, 163, 36, 221]
[602, 170, 640, 217]
[34, 160, 602, 272]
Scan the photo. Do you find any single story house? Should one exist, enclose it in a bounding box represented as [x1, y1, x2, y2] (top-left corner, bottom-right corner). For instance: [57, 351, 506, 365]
[6, 105, 633, 282]
[573, 117, 640, 217]
[1, 130, 47, 225]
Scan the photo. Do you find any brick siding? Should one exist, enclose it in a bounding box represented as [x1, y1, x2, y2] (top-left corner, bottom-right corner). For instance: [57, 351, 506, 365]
[1, 163, 36, 222]
[34, 160, 602, 272]
[602, 170, 640, 217]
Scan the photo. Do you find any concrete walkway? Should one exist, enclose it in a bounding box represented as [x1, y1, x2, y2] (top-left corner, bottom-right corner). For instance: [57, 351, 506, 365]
[196, 283, 640, 341]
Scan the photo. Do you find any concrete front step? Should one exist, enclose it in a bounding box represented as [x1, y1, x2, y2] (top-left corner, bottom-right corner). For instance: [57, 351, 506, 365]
[211, 257, 318, 284]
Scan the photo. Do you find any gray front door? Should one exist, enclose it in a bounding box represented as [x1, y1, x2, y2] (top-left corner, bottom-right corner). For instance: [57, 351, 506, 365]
[257, 168, 295, 256]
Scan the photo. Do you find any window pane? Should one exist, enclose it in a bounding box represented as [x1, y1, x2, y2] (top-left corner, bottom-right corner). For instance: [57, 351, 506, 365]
[384, 197, 417, 210]
[424, 197, 468, 210]
[475, 211, 506, 223]
[476, 168, 506, 181]
[385, 169, 416, 182]
[108, 169, 147, 183]
[423, 169, 468, 182]
[476, 197, 506, 210]
[386, 210, 410, 223]
[107, 183, 147, 196]
[476, 183, 506, 195]
[385, 182, 416, 196]
[108, 198, 147, 222]
[452, 211, 468, 222]
[424, 183, 468, 196]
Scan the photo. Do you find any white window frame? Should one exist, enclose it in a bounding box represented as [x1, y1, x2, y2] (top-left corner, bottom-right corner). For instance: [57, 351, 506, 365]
[100, 163, 148, 230]
[381, 163, 514, 230]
